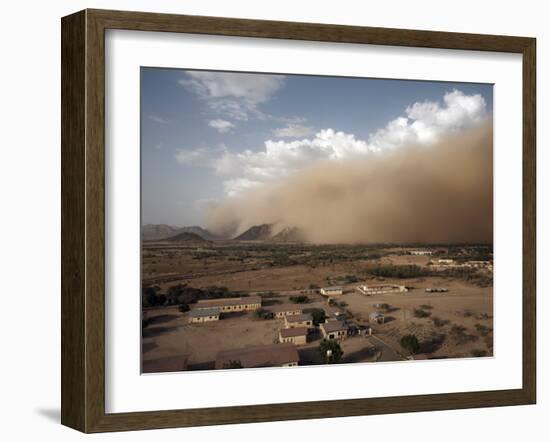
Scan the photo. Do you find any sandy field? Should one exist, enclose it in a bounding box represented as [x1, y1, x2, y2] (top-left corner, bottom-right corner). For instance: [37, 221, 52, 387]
[142, 243, 493, 373]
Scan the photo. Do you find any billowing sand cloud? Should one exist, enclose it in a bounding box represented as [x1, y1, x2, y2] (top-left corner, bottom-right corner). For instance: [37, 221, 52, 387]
[204, 121, 493, 244]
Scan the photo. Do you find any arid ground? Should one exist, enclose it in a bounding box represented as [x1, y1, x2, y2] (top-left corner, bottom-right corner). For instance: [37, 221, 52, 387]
[141, 241, 493, 373]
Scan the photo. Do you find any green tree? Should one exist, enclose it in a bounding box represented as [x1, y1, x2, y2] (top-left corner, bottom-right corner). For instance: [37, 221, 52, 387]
[303, 308, 326, 326]
[400, 334, 420, 354]
[413, 308, 431, 318]
[319, 339, 343, 364]
[142, 286, 158, 307]
[289, 295, 310, 304]
[178, 303, 190, 313]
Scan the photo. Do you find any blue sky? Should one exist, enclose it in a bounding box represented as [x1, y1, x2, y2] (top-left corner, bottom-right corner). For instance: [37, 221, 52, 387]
[141, 68, 492, 227]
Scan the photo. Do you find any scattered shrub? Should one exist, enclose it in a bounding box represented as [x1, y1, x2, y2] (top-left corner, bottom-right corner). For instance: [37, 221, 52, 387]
[303, 308, 327, 326]
[223, 360, 243, 369]
[431, 316, 450, 327]
[400, 334, 420, 354]
[289, 295, 310, 304]
[369, 265, 430, 279]
[319, 339, 344, 363]
[471, 349, 488, 357]
[254, 308, 275, 320]
[414, 308, 431, 318]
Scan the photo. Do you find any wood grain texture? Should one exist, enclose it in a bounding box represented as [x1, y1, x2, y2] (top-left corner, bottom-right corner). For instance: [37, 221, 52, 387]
[61, 10, 86, 432]
[61, 8, 537, 433]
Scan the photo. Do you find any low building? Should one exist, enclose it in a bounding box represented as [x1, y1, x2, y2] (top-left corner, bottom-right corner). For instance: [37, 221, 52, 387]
[195, 296, 261, 312]
[409, 250, 433, 256]
[268, 304, 303, 319]
[320, 320, 348, 341]
[357, 284, 408, 295]
[279, 327, 308, 345]
[369, 311, 385, 324]
[215, 343, 299, 369]
[284, 313, 313, 329]
[320, 286, 344, 296]
[188, 307, 220, 323]
[425, 287, 449, 293]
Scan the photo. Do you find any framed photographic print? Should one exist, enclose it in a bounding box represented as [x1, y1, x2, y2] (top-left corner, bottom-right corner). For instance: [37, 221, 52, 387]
[61, 9, 536, 433]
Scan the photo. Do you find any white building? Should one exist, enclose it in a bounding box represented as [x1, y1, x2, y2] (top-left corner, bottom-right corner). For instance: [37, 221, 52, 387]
[188, 307, 220, 323]
[320, 286, 344, 296]
[357, 284, 408, 295]
[196, 296, 261, 312]
[409, 250, 433, 256]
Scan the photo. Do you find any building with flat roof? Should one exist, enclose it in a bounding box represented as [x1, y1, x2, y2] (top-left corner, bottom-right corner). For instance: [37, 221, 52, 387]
[357, 284, 408, 295]
[320, 286, 344, 296]
[284, 313, 313, 329]
[279, 327, 308, 345]
[320, 320, 348, 340]
[215, 343, 299, 369]
[188, 307, 220, 323]
[196, 296, 261, 312]
[267, 304, 303, 318]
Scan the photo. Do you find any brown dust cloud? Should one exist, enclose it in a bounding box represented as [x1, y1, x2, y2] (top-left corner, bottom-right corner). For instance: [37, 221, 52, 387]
[204, 121, 493, 245]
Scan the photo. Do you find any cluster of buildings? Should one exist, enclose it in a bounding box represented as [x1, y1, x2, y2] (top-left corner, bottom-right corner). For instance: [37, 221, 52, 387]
[186, 288, 373, 370]
[428, 258, 493, 272]
[277, 312, 313, 346]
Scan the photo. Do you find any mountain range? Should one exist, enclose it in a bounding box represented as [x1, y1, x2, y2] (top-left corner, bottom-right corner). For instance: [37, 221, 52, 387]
[142, 224, 220, 241]
[142, 223, 306, 243]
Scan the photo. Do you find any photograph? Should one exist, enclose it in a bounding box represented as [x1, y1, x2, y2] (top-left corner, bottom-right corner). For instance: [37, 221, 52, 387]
[140, 68, 494, 373]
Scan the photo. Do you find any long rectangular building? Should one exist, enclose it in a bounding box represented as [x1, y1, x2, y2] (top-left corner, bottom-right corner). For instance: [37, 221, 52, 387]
[195, 296, 261, 312]
[356, 284, 408, 295]
[215, 343, 299, 369]
[267, 304, 303, 318]
[188, 307, 220, 323]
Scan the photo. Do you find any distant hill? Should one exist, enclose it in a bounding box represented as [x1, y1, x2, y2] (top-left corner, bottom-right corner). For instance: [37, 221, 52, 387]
[234, 224, 273, 241]
[142, 224, 180, 241]
[271, 226, 305, 242]
[178, 226, 220, 241]
[142, 224, 220, 241]
[234, 224, 306, 242]
[166, 232, 210, 243]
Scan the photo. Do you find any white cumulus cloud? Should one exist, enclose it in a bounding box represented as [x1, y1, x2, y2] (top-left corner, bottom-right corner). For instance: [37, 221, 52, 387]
[272, 123, 315, 138]
[368, 89, 487, 150]
[178, 89, 488, 197]
[208, 119, 235, 133]
[148, 115, 169, 124]
[179, 71, 285, 121]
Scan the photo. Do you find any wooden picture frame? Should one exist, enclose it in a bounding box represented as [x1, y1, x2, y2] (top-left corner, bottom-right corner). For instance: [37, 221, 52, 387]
[61, 8, 536, 433]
